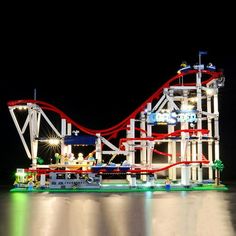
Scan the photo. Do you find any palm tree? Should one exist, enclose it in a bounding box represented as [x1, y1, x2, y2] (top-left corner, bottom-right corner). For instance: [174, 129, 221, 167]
[212, 160, 224, 185]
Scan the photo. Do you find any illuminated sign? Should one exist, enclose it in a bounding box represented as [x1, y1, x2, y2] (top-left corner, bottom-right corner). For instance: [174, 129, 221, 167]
[148, 110, 197, 125]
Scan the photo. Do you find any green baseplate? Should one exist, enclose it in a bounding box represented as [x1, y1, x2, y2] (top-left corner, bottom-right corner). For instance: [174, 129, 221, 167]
[10, 180, 228, 193]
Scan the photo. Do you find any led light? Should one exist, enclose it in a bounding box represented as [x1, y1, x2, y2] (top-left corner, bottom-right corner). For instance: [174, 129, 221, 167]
[48, 138, 60, 146]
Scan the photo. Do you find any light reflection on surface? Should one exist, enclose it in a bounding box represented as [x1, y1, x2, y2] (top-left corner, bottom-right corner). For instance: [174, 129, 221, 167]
[10, 193, 29, 236]
[144, 191, 153, 236]
[0, 188, 235, 236]
[151, 191, 235, 236]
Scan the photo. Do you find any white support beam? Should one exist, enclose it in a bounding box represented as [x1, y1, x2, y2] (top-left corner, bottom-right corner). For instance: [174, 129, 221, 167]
[169, 86, 197, 90]
[214, 93, 219, 138]
[167, 89, 175, 179]
[165, 94, 179, 110]
[67, 123, 72, 154]
[140, 111, 147, 181]
[207, 94, 213, 179]
[140, 112, 147, 165]
[201, 111, 217, 118]
[40, 108, 61, 137]
[181, 165, 190, 186]
[215, 140, 220, 161]
[37, 113, 41, 135]
[9, 108, 32, 159]
[100, 136, 120, 151]
[180, 90, 189, 184]
[96, 134, 102, 163]
[61, 118, 67, 155]
[196, 72, 203, 183]
[151, 94, 166, 112]
[102, 151, 129, 155]
[156, 99, 168, 113]
[22, 115, 30, 134]
[28, 104, 39, 169]
[207, 95, 212, 137]
[213, 91, 220, 179]
[129, 119, 135, 165]
[146, 103, 153, 167]
[171, 141, 177, 181]
[208, 141, 213, 180]
[67, 123, 72, 135]
[192, 141, 197, 181]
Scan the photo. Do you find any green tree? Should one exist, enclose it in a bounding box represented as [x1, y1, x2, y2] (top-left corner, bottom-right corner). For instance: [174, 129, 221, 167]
[212, 160, 224, 185]
[37, 157, 44, 165]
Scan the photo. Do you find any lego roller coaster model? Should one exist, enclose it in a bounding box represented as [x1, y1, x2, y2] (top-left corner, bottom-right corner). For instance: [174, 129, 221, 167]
[9, 55, 227, 192]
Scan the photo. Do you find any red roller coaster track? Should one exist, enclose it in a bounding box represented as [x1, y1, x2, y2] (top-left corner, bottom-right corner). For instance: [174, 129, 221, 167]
[8, 69, 222, 137]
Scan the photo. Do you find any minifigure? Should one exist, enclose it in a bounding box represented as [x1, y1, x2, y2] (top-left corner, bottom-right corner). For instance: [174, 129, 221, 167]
[177, 61, 191, 74]
[77, 153, 84, 164]
[206, 62, 216, 71]
[54, 153, 61, 164]
[68, 153, 75, 164]
[28, 178, 34, 191]
[165, 178, 171, 191]
[88, 153, 96, 165]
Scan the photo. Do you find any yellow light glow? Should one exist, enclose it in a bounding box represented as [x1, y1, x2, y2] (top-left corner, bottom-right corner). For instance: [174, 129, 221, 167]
[48, 138, 60, 146]
[17, 106, 28, 110]
[206, 88, 215, 96]
[181, 104, 194, 110]
[189, 97, 198, 103]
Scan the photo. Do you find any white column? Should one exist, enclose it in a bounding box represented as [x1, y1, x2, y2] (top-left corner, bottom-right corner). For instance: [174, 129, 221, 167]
[196, 73, 203, 183]
[207, 96, 213, 137]
[61, 118, 67, 155]
[28, 104, 39, 169]
[180, 90, 188, 184]
[181, 132, 190, 185]
[214, 92, 220, 179]
[40, 174, 46, 187]
[140, 111, 147, 181]
[140, 111, 147, 165]
[96, 134, 102, 163]
[67, 123, 72, 154]
[192, 141, 197, 181]
[181, 165, 190, 186]
[197, 140, 203, 183]
[126, 119, 135, 182]
[214, 92, 219, 138]
[207, 95, 213, 179]
[172, 141, 177, 181]
[168, 89, 174, 179]
[187, 141, 191, 161]
[130, 174, 137, 187]
[129, 118, 135, 165]
[146, 103, 153, 167]
[187, 140, 191, 181]
[208, 141, 213, 179]
[148, 174, 155, 188]
[215, 140, 220, 160]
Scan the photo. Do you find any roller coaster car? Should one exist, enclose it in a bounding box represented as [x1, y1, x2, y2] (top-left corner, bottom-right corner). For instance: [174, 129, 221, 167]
[119, 166, 131, 172]
[91, 164, 117, 173]
[91, 163, 131, 173]
[206, 63, 216, 71]
[177, 65, 191, 74]
[193, 64, 204, 70]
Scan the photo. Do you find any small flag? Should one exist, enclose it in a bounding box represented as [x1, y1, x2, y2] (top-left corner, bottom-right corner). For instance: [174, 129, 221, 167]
[199, 51, 208, 56]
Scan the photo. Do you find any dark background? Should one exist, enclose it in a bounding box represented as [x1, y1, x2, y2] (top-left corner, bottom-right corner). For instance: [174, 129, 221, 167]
[1, 15, 236, 185]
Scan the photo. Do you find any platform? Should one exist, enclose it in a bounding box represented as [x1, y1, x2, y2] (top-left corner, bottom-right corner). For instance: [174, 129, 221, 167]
[10, 181, 228, 193]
